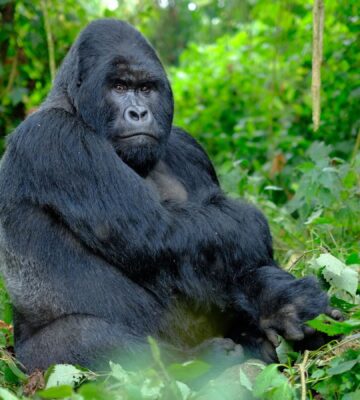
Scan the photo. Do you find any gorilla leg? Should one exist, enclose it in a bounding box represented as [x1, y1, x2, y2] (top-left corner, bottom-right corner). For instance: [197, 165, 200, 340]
[15, 315, 145, 371]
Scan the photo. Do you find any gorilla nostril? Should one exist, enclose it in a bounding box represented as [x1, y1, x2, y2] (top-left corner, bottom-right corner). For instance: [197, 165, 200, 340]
[124, 106, 151, 124]
[129, 110, 140, 121]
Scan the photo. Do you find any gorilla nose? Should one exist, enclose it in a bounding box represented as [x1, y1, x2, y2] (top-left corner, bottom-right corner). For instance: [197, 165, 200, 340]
[124, 106, 151, 124]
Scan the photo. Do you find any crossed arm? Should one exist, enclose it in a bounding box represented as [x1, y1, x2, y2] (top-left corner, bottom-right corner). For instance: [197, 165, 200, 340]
[13, 110, 270, 275]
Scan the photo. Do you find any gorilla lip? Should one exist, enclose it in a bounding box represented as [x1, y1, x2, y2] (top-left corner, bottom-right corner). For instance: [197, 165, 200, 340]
[120, 132, 159, 141]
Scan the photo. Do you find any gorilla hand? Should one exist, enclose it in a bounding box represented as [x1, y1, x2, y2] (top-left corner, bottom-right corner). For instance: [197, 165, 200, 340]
[258, 276, 341, 346]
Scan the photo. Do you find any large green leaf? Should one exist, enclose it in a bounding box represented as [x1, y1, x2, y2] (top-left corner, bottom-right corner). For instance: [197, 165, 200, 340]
[315, 254, 358, 296]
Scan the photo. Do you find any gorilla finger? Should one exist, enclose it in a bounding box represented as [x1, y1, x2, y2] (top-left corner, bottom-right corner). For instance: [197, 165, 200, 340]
[264, 328, 280, 347]
[303, 326, 316, 336]
[326, 308, 343, 321]
[260, 340, 278, 364]
[283, 321, 304, 341]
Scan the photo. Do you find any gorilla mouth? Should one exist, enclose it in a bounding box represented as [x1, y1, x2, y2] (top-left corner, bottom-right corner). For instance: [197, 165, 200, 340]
[121, 132, 159, 141]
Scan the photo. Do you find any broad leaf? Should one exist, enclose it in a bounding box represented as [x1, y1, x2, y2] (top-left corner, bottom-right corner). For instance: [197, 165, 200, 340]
[37, 385, 73, 399]
[45, 364, 85, 389]
[315, 254, 358, 296]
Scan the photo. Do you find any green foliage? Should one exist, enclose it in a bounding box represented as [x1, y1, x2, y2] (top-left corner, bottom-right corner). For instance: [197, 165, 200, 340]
[310, 348, 360, 400]
[308, 314, 360, 336]
[253, 364, 296, 399]
[311, 253, 359, 302]
[171, 0, 359, 172]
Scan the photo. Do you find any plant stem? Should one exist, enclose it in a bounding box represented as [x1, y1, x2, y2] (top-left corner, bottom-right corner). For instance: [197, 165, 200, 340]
[312, 0, 324, 131]
[298, 350, 309, 400]
[40, 0, 56, 82]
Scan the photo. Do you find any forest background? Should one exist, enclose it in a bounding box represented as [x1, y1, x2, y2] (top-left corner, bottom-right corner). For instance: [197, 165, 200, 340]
[0, 1, 359, 399]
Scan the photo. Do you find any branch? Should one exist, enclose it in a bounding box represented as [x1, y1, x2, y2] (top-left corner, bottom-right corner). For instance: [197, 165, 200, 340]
[312, 0, 325, 131]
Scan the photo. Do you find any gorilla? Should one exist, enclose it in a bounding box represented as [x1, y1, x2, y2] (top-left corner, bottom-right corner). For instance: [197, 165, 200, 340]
[0, 20, 338, 372]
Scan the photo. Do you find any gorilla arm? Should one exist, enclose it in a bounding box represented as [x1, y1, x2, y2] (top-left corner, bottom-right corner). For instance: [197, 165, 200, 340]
[161, 128, 334, 346]
[5, 109, 270, 279]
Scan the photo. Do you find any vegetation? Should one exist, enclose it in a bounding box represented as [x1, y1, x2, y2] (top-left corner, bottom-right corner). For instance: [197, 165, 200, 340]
[0, 0, 359, 399]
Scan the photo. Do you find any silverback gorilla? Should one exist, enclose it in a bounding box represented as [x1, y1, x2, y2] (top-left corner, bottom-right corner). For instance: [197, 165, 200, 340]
[0, 20, 338, 372]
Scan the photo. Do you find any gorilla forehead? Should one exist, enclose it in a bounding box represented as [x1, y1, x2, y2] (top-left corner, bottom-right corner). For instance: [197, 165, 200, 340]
[77, 19, 164, 74]
[109, 56, 164, 82]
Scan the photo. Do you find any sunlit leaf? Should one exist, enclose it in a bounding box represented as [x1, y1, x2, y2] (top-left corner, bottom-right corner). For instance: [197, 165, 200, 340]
[45, 364, 85, 389]
[37, 385, 73, 399]
[307, 314, 360, 336]
[315, 254, 358, 296]
[0, 388, 20, 400]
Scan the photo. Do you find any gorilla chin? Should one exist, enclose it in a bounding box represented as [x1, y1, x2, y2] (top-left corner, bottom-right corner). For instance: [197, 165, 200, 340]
[115, 135, 163, 175]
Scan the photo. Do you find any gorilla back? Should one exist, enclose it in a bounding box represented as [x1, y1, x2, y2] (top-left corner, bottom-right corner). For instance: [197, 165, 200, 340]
[0, 19, 331, 371]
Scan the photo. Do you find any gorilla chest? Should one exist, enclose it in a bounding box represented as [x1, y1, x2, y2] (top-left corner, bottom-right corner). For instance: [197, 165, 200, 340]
[145, 161, 188, 203]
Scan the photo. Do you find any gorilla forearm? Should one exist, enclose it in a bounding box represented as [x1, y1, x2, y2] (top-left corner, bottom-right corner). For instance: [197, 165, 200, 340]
[3, 110, 271, 282]
[160, 130, 330, 329]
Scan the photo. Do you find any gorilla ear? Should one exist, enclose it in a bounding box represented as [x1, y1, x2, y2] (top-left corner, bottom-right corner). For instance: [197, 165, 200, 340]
[75, 53, 84, 88]
[64, 49, 83, 95]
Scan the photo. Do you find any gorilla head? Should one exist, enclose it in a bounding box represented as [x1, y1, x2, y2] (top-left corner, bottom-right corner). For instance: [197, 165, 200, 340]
[46, 20, 174, 175]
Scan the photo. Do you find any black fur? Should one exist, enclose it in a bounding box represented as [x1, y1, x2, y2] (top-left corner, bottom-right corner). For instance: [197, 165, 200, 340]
[0, 20, 329, 372]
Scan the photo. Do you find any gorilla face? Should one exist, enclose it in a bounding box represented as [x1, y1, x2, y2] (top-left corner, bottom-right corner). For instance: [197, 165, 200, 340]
[105, 58, 172, 175]
[50, 20, 174, 176]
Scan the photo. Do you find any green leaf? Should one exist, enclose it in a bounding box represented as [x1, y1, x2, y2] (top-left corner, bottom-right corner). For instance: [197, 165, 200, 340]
[346, 253, 360, 265]
[168, 360, 210, 381]
[264, 185, 283, 191]
[109, 361, 130, 383]
[8, 87, 28, 106]
[310, 369, 325, 379]
[78, 383, 113, 400]
[275, 338, 294, 364]
[304, 208, 323, 225]
[175, 381, 191, 400]
[330, 296, 357, 311]
[148, 336, 162, 364]
[37, 385, 73, 399]
[45, 364, 85, 389]
[307, 142, 331, 164]
[315, 254, 358, 296]
[0, 388, 20, 400]
[343, 390, 360, 400]
[307, 314, 360, 335]
[140, 378, 164, 399]
[239, 367, 253, 391]
[327, 358, 359, 375]
[5, 359, 27, 382]
[253, 364, 293, 398]
[272, 381, 294, 400]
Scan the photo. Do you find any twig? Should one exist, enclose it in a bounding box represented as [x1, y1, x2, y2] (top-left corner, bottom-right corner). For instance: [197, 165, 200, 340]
[2, 50, 18, 96]
[312, 0, 324, 131]
[40, 0, 56, 81]
[298, 350, 309, 400]
[351, 130, 360, 163]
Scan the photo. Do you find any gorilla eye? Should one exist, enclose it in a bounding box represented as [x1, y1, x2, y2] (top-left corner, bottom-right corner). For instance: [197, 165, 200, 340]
[114, 82, 128, 92]
[140, 84, 152, 93]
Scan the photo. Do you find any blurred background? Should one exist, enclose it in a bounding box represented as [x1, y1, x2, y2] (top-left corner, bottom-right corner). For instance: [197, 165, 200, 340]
[0, 0, 359, 266]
